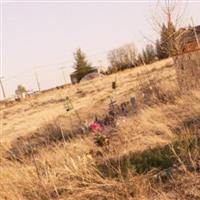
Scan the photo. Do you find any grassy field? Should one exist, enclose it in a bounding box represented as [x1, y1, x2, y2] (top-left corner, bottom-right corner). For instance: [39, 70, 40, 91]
[1, 58, 200, 200]
[1, 59, 174, 142]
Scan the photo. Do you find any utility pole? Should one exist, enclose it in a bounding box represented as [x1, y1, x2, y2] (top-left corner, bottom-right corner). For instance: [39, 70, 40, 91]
[0, 77, 6, 99]
[60, 67, 67, 84]
[34, 69, 41, 92]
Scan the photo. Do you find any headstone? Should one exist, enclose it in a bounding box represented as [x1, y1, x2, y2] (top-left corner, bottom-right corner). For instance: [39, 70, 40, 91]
[120, 102, 129, 116]
[112, 81, 116, 89]
[130, 97, 137, 112]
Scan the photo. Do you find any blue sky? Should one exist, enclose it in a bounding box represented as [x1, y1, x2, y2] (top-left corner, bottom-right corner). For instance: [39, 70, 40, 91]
[1, 1, 200, 98]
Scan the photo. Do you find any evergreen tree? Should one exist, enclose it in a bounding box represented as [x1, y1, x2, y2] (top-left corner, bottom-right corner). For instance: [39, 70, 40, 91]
[167, 20, 176, 56]
[73, 48, 94, 82]
[157, 22, 176, 60]
[141, 44, 156, 65]
[145, 44, 156, 64]
[159, 24, 169, 59]
[156, 39, 162, 59]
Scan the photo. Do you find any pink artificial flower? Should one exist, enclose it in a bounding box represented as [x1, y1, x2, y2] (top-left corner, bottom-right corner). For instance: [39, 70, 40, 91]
[89, 122, 103, 133]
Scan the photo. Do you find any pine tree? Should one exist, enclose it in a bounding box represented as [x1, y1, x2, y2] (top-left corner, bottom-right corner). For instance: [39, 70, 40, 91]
[157, 21, 176, 60]
[141, 44, 156, 65]
[159, 24, 169, 59]
[167, 20, 176, 56]
[156, 39, 162, 59]
[145, 44, 156, 64]
[73, 48, 94, 82]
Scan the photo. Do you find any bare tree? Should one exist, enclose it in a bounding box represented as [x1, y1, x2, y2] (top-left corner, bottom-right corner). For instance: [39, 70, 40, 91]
[151, 1, 187, 32]
[150, 1, 187, 57]
[108, 43, 138, 72]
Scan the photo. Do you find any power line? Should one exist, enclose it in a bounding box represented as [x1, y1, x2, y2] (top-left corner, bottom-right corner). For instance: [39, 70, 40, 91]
[60, 66, 67, 84]
[34, 69, 41, 91]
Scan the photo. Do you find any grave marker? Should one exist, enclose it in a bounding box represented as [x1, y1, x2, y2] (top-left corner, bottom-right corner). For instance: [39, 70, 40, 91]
[130, 97, 137, 112]
[112, 81, 117, 89]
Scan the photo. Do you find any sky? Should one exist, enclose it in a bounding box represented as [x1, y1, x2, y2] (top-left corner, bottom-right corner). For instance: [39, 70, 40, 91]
[1, 0, 200, 99]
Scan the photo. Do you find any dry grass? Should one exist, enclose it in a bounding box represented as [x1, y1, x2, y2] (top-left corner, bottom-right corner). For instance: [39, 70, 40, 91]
[1, 59, 174, 142]
[0, 58, 200, 200]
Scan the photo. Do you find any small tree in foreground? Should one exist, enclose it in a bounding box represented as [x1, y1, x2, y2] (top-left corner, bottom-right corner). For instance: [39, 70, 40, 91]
[73, 48, 94, 82]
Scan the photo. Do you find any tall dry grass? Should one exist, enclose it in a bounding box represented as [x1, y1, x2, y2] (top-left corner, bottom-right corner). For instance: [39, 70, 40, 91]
[1, 62, 200, 200]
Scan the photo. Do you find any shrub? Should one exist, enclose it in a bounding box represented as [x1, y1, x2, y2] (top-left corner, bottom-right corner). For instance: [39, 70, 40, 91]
[136, 73, 178, 106]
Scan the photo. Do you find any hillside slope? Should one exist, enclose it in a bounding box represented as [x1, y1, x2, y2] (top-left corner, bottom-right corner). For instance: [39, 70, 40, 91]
[1, 59, 174, 142]
[1, 58, 200, 200]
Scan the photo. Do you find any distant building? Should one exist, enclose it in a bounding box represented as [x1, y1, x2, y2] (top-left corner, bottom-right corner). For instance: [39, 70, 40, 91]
[175, 25, 200, 54]
[70, 68, 99, 84]
[80, 71, 100, 82]
[173, 25, 200, 91]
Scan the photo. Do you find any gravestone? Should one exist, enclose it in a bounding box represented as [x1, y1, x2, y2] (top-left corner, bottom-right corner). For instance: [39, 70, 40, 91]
[112, 81, 117, 89]
[120, 102, 129, 116]
[130, 97, 137, 112]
